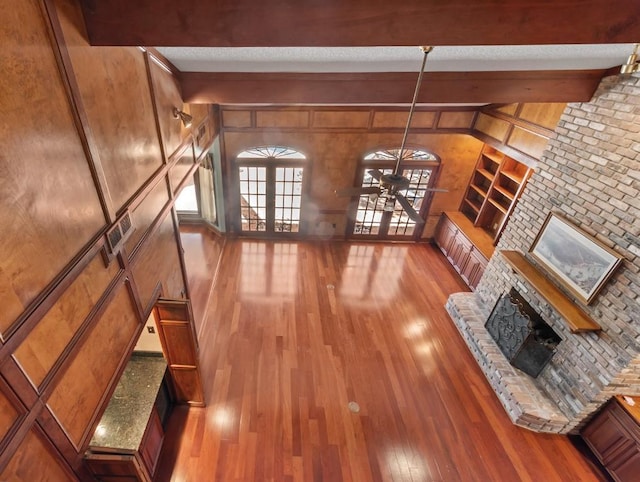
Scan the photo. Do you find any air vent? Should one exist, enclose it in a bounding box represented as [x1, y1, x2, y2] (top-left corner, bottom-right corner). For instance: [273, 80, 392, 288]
[106, 224, 123, 252]
[119, 211, 132, 236]
[105, 210, 135, 255]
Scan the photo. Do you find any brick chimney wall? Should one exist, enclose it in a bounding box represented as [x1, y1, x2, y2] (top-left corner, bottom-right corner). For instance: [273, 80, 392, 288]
[475, 73, 640, 427]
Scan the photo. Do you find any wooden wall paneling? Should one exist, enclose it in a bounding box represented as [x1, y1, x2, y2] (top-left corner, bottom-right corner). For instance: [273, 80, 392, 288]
[0, 424, 77, 481]
[371, 110, 437, 129]
[130, 213, 187, 313]
[187, 103, 211, 130]
[53, 0, 164, 213]
[80, 0, 640, 47]
[494, 104, 520, 116]
[0, 358, 39, 412]
[0, 236, 106, 358]
[12, 250, 121, 389]
[437, 111, 477, 130]
[124, 177, 172, 257]
[168, 142, 197, 196]
[147, 55, 188, 160]
[171, 202, 193, 303]
[516, 103, 566, 130]
[222, 110, 253, 129]
[155, 300, 204, 405]
[506, 126, 550, 160]
[192, 108, 217, 161]
[473, 112, 511, 142]
[43, 0, 116, 223]
[37, 405, 94, 479]
[45, 279, 139, 449]
[0, 377, 25, 455]
[0, 0, 106, 336]
[311, 109, 371, 129]
[256, 109, 311, 129]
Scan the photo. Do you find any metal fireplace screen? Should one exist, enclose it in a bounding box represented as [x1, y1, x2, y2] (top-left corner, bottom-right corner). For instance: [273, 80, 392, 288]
[485, 288, 561, 377]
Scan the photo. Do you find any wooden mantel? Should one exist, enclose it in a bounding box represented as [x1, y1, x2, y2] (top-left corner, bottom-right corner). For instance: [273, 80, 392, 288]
[501, 250, 601, 333]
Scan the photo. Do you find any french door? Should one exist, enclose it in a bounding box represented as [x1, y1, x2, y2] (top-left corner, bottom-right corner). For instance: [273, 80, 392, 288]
[236, 147, 306, 236]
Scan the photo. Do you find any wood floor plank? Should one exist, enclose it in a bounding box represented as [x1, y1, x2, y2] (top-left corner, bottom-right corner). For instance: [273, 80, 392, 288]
[156, 234, 606, 481]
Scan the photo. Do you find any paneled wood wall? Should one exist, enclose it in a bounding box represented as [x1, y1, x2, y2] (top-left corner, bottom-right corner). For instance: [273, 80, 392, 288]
[472, 103, 566, 167]
[0, 0, 215, 478]
[220, 106, 484, 238]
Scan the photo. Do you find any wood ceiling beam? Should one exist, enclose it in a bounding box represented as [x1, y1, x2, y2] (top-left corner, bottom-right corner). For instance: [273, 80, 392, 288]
[80, 0, 640, 47]
[180, 70, 606, 105]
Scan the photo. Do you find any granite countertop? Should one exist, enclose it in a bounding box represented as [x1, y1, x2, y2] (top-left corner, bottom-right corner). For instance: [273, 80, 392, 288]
[89, 353, 167, 451]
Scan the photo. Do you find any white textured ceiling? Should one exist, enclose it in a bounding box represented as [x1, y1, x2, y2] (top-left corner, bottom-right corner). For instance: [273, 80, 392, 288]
[157, 44, 636, 73]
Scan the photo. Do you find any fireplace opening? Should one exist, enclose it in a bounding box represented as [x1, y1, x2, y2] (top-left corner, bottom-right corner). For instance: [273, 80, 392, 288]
[485, 288, 561, 377]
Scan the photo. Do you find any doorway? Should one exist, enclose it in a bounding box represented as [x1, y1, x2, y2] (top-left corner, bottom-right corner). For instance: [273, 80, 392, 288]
[236, 146, 307, 236]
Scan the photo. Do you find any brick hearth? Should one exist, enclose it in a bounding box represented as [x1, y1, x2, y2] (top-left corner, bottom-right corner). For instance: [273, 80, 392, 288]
[446, 293, 571, 433]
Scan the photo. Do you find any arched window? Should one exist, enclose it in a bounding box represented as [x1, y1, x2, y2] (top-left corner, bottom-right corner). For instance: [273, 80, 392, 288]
[235, 146, 307, 234]
[352, 147, 441, 239]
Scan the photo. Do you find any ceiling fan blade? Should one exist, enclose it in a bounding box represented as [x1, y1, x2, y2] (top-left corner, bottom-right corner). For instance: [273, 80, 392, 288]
[367, 169, 383, 181]
[334, 186, 381, 197]
[395, 193, 425, 224]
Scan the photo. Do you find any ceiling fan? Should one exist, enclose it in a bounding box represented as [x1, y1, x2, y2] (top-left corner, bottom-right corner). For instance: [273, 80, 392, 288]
[336, 46, 447, 225]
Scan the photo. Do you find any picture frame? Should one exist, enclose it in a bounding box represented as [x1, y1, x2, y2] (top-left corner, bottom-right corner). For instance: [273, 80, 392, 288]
[529, 212, 623, 305]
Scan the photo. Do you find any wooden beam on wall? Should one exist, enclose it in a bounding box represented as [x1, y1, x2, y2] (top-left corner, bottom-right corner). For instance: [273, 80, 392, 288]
[80, 0, 640, 47]
[181, 70, 606, 105]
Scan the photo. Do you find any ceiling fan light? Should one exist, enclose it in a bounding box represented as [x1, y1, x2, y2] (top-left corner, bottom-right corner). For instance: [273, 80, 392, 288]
[384, 198, 396, 212]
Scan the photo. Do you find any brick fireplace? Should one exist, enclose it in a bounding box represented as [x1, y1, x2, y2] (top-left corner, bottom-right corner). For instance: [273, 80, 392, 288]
[446, 73, 640, 434]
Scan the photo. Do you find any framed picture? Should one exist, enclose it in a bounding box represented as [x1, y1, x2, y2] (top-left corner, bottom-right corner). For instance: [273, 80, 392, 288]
[529, 212, 623, 304]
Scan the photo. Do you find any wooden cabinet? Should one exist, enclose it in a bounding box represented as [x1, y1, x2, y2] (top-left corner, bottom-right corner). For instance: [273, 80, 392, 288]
[85, 355, 169, 482]
[140, 409, 164, 475]
[434, 212, 491, 291]
[581, 396, 640, 482]
[460, 145, 533, 244]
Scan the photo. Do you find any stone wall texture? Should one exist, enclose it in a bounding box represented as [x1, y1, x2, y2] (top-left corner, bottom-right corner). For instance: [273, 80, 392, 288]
[474, 73, 640, 430]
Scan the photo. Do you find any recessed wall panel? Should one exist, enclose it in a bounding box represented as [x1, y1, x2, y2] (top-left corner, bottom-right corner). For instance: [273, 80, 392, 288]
[0, 0, 105, 335]
[14, 253, 120, 388]
[47, 281, 138, 447]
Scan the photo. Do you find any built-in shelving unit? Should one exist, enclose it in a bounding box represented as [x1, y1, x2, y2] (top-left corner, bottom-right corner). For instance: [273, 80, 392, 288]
[461, 145, 533, 244]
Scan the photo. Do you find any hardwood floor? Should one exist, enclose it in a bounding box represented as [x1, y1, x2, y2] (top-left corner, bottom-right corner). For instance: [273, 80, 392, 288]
[157, 235, 604, 481]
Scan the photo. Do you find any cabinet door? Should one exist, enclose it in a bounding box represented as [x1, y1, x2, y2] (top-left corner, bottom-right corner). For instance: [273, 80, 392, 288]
[434, 216, 457, 257]
[155, 299, 205, 405]
[611, 449, 640, 482]
[449, 233, 472, 275]
[462, 248, 488, 290]
[582, 401, 639, 468]
[140, 408, 164, 476]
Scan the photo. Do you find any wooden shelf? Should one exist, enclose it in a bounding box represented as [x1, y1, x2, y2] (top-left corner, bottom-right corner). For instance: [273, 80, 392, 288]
[488, 198, 508, 214]
[500, 170, 524, 183]
[500, 250, 601, 333]
[463, 198, 481, 213]
[470, 184, 488, 197]
[493, 185, 515, 200]
[483, 152, 502, 164]
[477, 168, 495, 181]
[460, 144, 533, 245]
